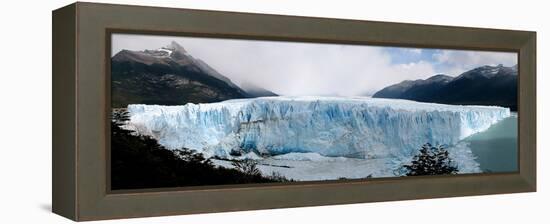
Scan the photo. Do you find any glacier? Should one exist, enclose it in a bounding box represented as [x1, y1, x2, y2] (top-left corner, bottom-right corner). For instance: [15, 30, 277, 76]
[124, 96, 511, 164]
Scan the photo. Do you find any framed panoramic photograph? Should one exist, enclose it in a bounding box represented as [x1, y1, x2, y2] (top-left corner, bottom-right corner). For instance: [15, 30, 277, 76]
[53, 2, 536, 221]
[109, 32, 519, 189]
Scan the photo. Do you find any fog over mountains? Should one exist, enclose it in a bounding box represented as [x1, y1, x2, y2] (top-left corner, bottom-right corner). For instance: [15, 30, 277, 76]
[112, 40, 517, 111]
[113, 34, 518, 97]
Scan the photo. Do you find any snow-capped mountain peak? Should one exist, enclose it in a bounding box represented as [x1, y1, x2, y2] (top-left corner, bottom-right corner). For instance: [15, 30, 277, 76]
[163, 41, 187, 54]
[137, 41, 189, 59]
[459, 64, 516, 79]
[156, 48, 173, 57]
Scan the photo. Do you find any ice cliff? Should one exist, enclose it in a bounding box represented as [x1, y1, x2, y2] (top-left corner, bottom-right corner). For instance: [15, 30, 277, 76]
[125, 96, 510, 160]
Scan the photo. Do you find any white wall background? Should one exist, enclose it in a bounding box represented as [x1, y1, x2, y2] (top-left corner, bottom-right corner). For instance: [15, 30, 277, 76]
[0, 0, 547, 223]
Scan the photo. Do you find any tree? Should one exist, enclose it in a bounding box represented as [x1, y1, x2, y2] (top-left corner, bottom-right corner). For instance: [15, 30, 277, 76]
[174, 148, 212, 166]
[111, 109, 130, 126]
[231, 159, 261, 176]
[111, 109, 132, 136]
[402, 143, 459, 176]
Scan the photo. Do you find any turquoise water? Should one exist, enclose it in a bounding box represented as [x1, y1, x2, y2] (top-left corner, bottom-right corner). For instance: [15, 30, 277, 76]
[462, 115, 518, 173]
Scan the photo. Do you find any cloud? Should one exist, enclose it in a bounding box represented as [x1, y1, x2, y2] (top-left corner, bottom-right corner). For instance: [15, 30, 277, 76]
[432, 49, 517, 76]
[111, 34, 516, 96]
[408, 49, 422, 54]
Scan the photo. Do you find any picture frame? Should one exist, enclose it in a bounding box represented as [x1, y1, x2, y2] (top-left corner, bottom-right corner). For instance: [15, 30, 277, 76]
[52, 2, 536, 221]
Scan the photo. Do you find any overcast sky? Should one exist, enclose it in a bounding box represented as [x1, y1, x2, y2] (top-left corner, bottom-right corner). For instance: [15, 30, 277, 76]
[112, 33, 517, 96]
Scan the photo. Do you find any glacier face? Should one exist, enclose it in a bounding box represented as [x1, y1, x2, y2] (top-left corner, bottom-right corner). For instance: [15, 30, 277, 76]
[124, 96, 510, 162]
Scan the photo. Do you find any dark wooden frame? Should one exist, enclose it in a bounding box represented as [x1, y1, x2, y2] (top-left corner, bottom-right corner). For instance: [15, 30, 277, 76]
[53, 2, 536, 221]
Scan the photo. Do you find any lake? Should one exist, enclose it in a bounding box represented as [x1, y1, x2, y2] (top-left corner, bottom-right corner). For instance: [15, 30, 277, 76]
[462, 114, 518, 173]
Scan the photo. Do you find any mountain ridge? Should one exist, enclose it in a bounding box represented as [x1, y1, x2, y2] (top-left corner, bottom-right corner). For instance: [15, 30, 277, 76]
[239, 82, 278, 97]
[372, 65, 517, 111]
[112, 41, 271, 107]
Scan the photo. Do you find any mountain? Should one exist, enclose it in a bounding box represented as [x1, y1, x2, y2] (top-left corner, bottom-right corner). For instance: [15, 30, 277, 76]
[239, 82, 278, 97]
[372, 65, 518, 111]
[373, 74, 453, 99]
[111, 41, 250, 107]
